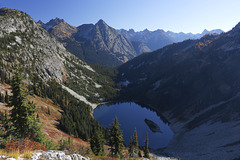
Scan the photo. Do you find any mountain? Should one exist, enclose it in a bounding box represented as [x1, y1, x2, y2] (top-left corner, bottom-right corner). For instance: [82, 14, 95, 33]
[119, 28, 174, 51]
[40, 19, 145, 66]
[131, 41, 152, 55]
[167, 29, 223, 42]
[38, 18, 77, 40]
[119, 28, 223, 51]
[0, 7, 121, 148]
[117, 24, 240, 159]
[0, 8, 116, 105]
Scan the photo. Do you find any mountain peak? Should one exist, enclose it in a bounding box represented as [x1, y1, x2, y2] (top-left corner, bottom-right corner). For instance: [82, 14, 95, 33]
[37, 20, 44, 25]
[129, 29, 135, 34]
[96, 19, 107, 26]
[232, 22, 240, 31]
[143, 29, 150, 32]
[41, 17, 66, 31]
[50, 17, 65, 24]
[202, 29, 209, 35]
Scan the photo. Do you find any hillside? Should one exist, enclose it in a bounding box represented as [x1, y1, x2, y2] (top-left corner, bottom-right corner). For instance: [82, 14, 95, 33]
[0, 8, 118, 144]
[40, 18, 148, 66]
[0, 82, 89, 147]
[0, 8, 117, 105]
[117, 24, 240, 159]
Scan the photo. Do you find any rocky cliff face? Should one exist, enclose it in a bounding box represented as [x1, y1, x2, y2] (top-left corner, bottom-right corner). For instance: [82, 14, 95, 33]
[40, 19, 138, 66]
[0, 8, 70, 82]
[88, 19, 137, 62]
[0, 8, 110, 104]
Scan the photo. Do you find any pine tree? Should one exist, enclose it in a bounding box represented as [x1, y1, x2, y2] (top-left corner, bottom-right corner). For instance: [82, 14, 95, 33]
[128, 136, 133, 157]
[5, 91, 9, 104]
[8, 65, 43, 142]
[48, 107, 51, 115]
[133, 127, 139, 150]
[109, 117, 124, 158]
[144, 132, 150, 159]
[90, 130, 105, 156]
[1, 110, 12, 139]
[1, 94, 5, 103]
[129, 127, 139, 157]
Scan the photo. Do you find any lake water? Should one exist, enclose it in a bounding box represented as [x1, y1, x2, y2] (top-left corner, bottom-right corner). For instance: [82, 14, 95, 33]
[93, 102, 174, 149]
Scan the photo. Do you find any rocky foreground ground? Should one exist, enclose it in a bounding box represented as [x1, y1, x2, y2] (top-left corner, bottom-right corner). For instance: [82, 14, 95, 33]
[0, 150, 89, 160]
[0, 150, 179, 160]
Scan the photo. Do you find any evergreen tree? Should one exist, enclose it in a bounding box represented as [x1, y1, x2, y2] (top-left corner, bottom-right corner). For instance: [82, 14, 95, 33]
[0, 70, 5, 83]
[1, 110, 12, 139]
[90, 130, 105, 156]
[47, 107, 51, 115]
[144, 132, 150, 159]
[0, 111, 4, 141]
[138, 150, 142, 158]
[129, 127, 139, 157]
[128, 136, 133, 157]
[109, 117, 124, 158]
[1, 94, 5, 103]
[8, 65, 43, 142]
[133, 127, 139, 150]
[5, 91, 9, 104]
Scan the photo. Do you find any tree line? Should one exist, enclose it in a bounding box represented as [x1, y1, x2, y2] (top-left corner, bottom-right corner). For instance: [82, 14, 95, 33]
[90, 117, 150, 159]
[0, 65, 150, 158]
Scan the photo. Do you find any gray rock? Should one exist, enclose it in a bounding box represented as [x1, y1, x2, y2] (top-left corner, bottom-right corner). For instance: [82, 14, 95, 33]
[64, 155, 72, 160]
[30, 150, 90, 160]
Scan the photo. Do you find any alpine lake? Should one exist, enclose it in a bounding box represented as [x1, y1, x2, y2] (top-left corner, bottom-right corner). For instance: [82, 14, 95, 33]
[93, 102, 174, 149]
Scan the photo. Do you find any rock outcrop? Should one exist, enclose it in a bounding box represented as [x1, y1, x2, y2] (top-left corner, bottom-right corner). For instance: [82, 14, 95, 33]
[2, 150, 89, 160]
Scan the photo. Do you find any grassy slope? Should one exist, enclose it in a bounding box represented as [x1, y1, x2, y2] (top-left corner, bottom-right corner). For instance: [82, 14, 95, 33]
[0, 82, 89, 148]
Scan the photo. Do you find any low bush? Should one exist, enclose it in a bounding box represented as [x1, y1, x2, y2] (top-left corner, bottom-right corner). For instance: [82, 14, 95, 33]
[5, 137, 46, 153]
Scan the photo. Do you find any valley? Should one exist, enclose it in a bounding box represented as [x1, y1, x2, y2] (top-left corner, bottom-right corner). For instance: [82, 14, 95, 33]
[0, 6, 239, 160]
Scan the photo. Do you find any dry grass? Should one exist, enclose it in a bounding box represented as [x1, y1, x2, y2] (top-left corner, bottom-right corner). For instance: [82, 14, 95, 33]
[22, 150, 32, 159]
[8, 150, 20, 159]
[0, 149, 6, 155]
[0, 82, 90, 153]
[0, 149, 33, 159]
[29, 95, 90, 148]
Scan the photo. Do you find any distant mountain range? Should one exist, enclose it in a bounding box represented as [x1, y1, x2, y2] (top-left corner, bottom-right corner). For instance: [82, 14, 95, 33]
[39, 18, 223, 66]
[118, 28, 223, 50]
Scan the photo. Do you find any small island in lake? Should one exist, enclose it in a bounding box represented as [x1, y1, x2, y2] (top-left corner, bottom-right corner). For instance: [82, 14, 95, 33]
[144, 119, 163, 133]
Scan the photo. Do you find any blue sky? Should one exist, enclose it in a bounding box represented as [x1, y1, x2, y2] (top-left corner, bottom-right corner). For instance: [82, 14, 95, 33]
[1, 0, 240, 33]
